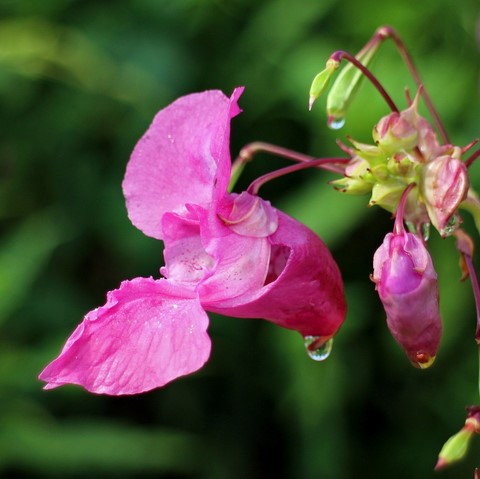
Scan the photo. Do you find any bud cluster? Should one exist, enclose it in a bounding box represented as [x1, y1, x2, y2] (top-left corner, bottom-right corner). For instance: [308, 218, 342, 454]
[331, 98, 469, 238]
[309, 25, 480, 473]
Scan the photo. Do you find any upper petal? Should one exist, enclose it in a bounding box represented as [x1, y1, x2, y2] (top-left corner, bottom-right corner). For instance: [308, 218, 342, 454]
[205, 211, 346, 338]
[123, 89, 243, 240]
[39, 278, 211, 395]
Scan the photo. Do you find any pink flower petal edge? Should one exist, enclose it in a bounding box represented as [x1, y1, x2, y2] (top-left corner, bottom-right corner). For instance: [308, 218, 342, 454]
[123, 89, 242, 240]
[39, 278, 211, 395]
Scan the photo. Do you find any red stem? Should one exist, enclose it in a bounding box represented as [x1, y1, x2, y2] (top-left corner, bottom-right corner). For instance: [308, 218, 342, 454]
[465, 148, 480, 169]
[393, 183, 416, 235]
[463, 253, 480, 343]
[247, 157, 350, 196]
[379, 25, 450, 144]
[330, 50, 399, 113]
[233, 141, 349, 175]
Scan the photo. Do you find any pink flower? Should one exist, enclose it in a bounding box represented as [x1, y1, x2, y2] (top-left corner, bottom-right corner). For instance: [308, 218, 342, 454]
[39, 89, 346, 395]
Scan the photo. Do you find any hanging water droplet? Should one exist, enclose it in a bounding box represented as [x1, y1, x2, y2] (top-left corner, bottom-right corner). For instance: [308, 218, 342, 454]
[304, 336, 334, 361]
[421, 222, 431, 241]
[413, 351, 436, 369]
[440, 215, 459, 237]
[327, 116, 346, 130]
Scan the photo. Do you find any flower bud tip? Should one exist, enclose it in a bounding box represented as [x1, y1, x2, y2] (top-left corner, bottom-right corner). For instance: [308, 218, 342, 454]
[434, 457, 447, 471]
[414, 352, 436, 369]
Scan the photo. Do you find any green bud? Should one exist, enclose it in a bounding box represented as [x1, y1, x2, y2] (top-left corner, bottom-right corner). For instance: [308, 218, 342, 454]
[326, 42, 380, 125]
[308, 59, 340, 110]
[330, 176, 374, 195]
[435, 423, 475, 470]
[348, 139, 385, 165]
[369, 180, 406, 211]
[330, 158, 374, 195]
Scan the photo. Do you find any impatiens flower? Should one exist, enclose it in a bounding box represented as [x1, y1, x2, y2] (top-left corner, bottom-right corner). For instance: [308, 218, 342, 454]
[372, 185, 441, 368]
[39, 88, 346, 395]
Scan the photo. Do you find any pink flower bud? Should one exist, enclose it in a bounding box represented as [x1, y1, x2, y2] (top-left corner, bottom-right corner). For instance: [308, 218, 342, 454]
[373, 110, 418, 154]
[372, 230, 441, 368]
[421, 155, 469, 236]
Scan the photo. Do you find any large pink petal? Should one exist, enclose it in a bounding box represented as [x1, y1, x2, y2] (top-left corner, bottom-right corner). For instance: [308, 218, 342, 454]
[205, 211, 346, 338]
[39, 278, 211, 395]
[123, 89, 243, 240]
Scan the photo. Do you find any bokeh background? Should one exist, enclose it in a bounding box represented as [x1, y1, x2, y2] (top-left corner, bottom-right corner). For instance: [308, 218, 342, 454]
[1, 0, 480, 478]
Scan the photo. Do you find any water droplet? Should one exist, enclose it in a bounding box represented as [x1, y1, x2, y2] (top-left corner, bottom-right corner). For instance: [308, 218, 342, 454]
[413, 351, 436, 369]
[421, 222, 430, 241]
[440, 214, 459, 237]
[304, 336, 334, 361]
[327, 116, 345, 130]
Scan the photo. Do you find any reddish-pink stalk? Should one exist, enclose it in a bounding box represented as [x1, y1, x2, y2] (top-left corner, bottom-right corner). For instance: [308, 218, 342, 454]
[465, 148, 480, 169]
[463, 253, 480, 343]
[377, 25, 450, 145]
[393, 183, 416, 235]
[233, 141, 349, 175]
[330, 50, 399, 113]
[247, 157, 351, 196]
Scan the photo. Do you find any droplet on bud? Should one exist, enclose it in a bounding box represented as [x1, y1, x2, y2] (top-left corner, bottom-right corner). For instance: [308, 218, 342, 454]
[327, 116, 346, 130]
[440, 214, 460, 237]
[413, 351, 436, 369]
[304, 336, 334, 361]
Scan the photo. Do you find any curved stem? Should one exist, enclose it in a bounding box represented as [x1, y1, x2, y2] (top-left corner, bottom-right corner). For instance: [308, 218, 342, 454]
[379, 26, 450, 144]
[330, 50, 399, 113]
[229, 141, 350, 192]
[246, 157, 350, 196]
[393, 183, 416, 235]
[465, 148, 480, 169]
[463, 253, 480, 343]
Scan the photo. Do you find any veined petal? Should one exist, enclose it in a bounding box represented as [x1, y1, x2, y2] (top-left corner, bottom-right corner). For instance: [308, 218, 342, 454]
[123, 89, 243, 240]
[160, 212, 214, 284]
[39, 278, 211, 395]
[205, 211, 346, 338]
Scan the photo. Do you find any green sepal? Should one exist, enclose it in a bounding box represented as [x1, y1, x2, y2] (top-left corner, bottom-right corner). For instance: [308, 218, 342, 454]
[309, 59, 340, 109]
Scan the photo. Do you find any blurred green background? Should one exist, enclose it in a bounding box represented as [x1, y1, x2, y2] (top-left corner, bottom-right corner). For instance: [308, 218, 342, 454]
[1, 0, 479, 478]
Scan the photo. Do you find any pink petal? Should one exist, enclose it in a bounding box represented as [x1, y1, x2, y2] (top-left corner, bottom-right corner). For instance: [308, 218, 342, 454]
[206, 211, 346, 338]
[217, 192, 278, 238]
[160, 212, 214, 284]
[123, 89, 243, 240]
[39, 278, 211, 395]
[185, 204, 271, 302]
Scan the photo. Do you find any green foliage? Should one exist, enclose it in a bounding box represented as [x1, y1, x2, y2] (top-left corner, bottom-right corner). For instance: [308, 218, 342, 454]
[0, 0, 479, 477]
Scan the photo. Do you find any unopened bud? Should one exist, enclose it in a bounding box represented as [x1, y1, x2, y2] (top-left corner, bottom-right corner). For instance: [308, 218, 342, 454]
[372, 230, 441, 367]
[373, 110, 419, 155]
[421, 155, 469, 236]
[326, 42, 380, 126]
[435, 406, 480, 470]
[309, 59, 340, 110]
